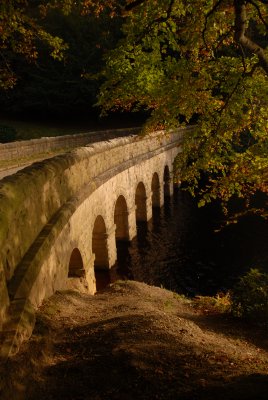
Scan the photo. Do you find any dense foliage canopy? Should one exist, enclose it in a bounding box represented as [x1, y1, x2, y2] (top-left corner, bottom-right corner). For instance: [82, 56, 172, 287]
[0, 0, 121, 115]
[96, 0, 268, 214]
[0, 0, 69, 90]
[1, 0, 267, 214]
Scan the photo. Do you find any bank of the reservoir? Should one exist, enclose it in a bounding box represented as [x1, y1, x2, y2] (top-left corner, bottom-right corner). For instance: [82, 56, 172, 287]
[1, 281, 268, 400]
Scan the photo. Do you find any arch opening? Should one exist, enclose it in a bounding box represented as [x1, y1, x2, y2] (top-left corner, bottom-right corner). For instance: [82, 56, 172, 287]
[151, 172, 161, 208]
[68, 248, 85, 278]
[164, 165, 171, 197]
[135, 182, 147, 221]
[92, 215, 111, 291]
[92, 215, 109, 269]
[114, 195, 129, 241]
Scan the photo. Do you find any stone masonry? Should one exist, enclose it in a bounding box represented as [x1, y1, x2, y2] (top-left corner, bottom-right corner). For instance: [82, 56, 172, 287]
[0, 127, 189, 358]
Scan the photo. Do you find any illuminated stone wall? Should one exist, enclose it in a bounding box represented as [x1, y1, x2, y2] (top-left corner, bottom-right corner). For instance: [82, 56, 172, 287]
[0, 127, 187, 358]
[0, 128, 140, 162]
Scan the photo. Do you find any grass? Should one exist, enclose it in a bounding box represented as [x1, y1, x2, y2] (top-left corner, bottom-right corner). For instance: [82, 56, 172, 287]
[0, 116, 102, 171]
[0, 117, 91, 141]
[192, 292, 232, 314]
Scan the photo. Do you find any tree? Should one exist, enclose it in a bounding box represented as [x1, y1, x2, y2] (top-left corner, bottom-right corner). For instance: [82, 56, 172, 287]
[0, 0, 68, 90]
[96, 0, 268, 215]
[0, 4, 122, 116]
[1, 0, 267, 215]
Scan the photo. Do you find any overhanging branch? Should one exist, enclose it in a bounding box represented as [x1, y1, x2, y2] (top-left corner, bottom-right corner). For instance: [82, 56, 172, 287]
[202, 0, 224, 49]
[248, 0, 268, 30]
[125, 0, 147, 11]
[234, 0, 268, 75]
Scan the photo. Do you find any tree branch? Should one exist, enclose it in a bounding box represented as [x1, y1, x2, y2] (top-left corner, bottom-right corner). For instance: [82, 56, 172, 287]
[234, 0, 268, 75]
[125, 0, 147, 11]
[215, 27, 234, 51]
[248, 0, 268, 30]
[131, 0, 175, 46]
[219, 75, 244, 116]
[202, 0, 224, 49]
[246, 60, 262, 75]
[239, 43, 247, 73]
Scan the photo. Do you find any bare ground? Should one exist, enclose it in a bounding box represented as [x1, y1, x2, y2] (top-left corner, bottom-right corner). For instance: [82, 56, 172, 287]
[1, 281, 268, 400]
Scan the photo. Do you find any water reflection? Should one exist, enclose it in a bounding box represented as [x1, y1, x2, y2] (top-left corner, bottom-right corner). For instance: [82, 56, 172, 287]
[96, 188, 268, 296]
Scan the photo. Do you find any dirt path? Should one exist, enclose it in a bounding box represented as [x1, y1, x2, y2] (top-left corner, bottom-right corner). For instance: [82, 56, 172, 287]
[1, 281, 268, 400]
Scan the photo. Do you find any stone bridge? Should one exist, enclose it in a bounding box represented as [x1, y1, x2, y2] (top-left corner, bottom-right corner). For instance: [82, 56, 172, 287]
[0, 128, 188, 358]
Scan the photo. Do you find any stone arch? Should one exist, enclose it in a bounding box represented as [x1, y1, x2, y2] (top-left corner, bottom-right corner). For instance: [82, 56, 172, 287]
[68, 248, 85, 278]
[92, 215, 109, 269]
[164, 165, 172, 197]
[114, 195, 129, 240]
[92, 215, 112, 292]
[151, 172, 161, 207]
[135, 182, 147, 221]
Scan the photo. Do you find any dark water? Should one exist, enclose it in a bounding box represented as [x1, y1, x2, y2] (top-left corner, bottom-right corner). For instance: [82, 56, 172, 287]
[99, 189, 268, 296]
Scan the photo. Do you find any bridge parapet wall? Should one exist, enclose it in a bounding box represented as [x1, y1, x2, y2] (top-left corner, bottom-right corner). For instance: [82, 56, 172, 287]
[0, 127, 140, 162]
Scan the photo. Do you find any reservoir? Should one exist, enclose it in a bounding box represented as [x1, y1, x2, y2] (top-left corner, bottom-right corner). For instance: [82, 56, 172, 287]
[97, 188, 268, 296]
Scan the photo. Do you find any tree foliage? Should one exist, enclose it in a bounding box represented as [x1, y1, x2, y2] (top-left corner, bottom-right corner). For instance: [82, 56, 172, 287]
[96, 0, 268, 214]
[0, 4, 121, 116]
[0, 0, 267, 213]
[231, 268, 268, 323]
[0, 0, 69, 90]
